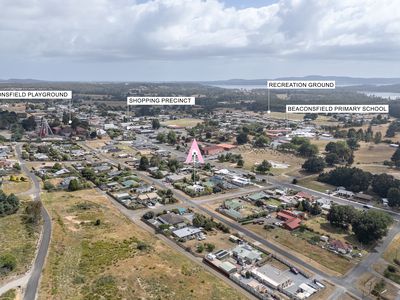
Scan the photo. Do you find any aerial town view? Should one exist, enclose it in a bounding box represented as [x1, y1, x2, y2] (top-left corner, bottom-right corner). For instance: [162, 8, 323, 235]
[1, 1, 400, 300]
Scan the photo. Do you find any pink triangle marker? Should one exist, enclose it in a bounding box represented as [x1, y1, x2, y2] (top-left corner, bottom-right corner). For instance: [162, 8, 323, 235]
[185, 138, 204, 164]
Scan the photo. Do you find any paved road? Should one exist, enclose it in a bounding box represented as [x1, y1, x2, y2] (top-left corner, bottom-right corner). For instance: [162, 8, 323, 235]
[84, 139, 400, 299]
[95, 188, 258, 300]
[82, 143, 259, 299]
[16, 145, 52, 300]
[82, 142, 365, 298]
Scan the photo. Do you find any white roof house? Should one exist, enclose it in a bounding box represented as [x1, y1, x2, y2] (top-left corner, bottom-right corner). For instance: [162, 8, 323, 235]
[172, 227, 202, 239]
[250, 265, 293, 289]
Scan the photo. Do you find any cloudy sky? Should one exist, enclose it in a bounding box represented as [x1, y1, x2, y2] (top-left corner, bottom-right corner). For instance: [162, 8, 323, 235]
[1, 0, 399, 81]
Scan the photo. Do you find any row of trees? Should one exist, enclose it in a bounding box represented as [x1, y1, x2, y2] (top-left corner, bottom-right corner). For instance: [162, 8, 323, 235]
[327, 205, 392, 244]
[386, 121, 400, 138]
[156, 131, 178, 145]
[391, 147, 400, 168]
[333, 127, 380, 144]
[318, 167, 372, 193]
[318, 167, 400, 206]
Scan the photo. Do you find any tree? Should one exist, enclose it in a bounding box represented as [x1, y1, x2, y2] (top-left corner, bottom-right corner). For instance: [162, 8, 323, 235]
[0, 191, 20, 217]
[256, 160, 271, 173]
[325, 141, 352, 163]
[236, 132, 248, 145]
[138, 156, 149, 171]
[150, 155, 161, 168]
[24, 201, 42, 226]
[347, 138, 360, 150]
[310, 202, 322, 215]
[196, 244, 204, 253]
[70, 117, 80, 130]
[387, 188, 400, 207]
[68, 179, 80, 191]
[90, 131, 97, 139]
[318, 167, 372, 192]
[253, 135, 270, 148]
[327, 205, 356, 228]
[167, 131, 177, 144]
[302, 156, 326, 173]
[298, 143, 318, 157]
[143, 211, 154, 220]
[152, 119, 161, 130]
[205, 243, 215, 252]
[391, 148, 400, 166]
[374, 132, 382, 144]
[62, 112, 70, 125]
[325, 153, 339, 166]
[372, 173, 399, 197]
[237, 159, 244, 168]
[156, 132, 167, 143]
[192, 213, 206, 227]
[167, 158, 181, 172]
[52, 163, 62, 171]
[82, 167, 96, 181]
[351, 210, 392, 244]
[43, 181, 55, 191]
[21, 116, 37, 131]
[13, 163, 21, 171]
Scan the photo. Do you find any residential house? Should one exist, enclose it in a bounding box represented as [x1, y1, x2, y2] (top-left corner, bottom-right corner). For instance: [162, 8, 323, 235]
[232, 244, 262, 265]
[276, 210, 302, 231]
[329, 239, 352, 254]
[158, 213, 186, 228]
[250, 265, 293, 289]
[172, 226, 202, 241]
[354, 193, 374, 202]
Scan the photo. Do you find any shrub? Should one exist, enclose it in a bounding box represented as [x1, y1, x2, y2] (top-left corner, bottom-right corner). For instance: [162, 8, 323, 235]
[0, 253, 17, 272]
[388, 265, 397, 273]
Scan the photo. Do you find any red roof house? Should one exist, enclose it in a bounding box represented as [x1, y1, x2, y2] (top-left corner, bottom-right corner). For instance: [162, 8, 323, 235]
[295, 191, 315, 202]
[284, 218, 302, 231]
[202, 145, 225, 156]
[276, 210, 302, 231]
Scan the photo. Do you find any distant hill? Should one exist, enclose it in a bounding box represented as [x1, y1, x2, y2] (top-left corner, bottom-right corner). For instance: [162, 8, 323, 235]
[2, 76, 400, 88]
[202, 76, 400, 87]
[0, 78, 47, 84]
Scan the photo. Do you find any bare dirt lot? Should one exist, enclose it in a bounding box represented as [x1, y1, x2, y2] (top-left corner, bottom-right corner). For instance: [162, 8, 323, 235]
[39, 189, 246, 300]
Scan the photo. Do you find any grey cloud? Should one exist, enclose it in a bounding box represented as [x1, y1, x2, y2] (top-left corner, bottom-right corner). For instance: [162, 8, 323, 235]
[0, 0, 399, 62]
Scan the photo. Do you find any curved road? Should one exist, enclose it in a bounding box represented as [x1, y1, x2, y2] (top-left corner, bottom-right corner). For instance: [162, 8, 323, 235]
[16, 144, 52, 300]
